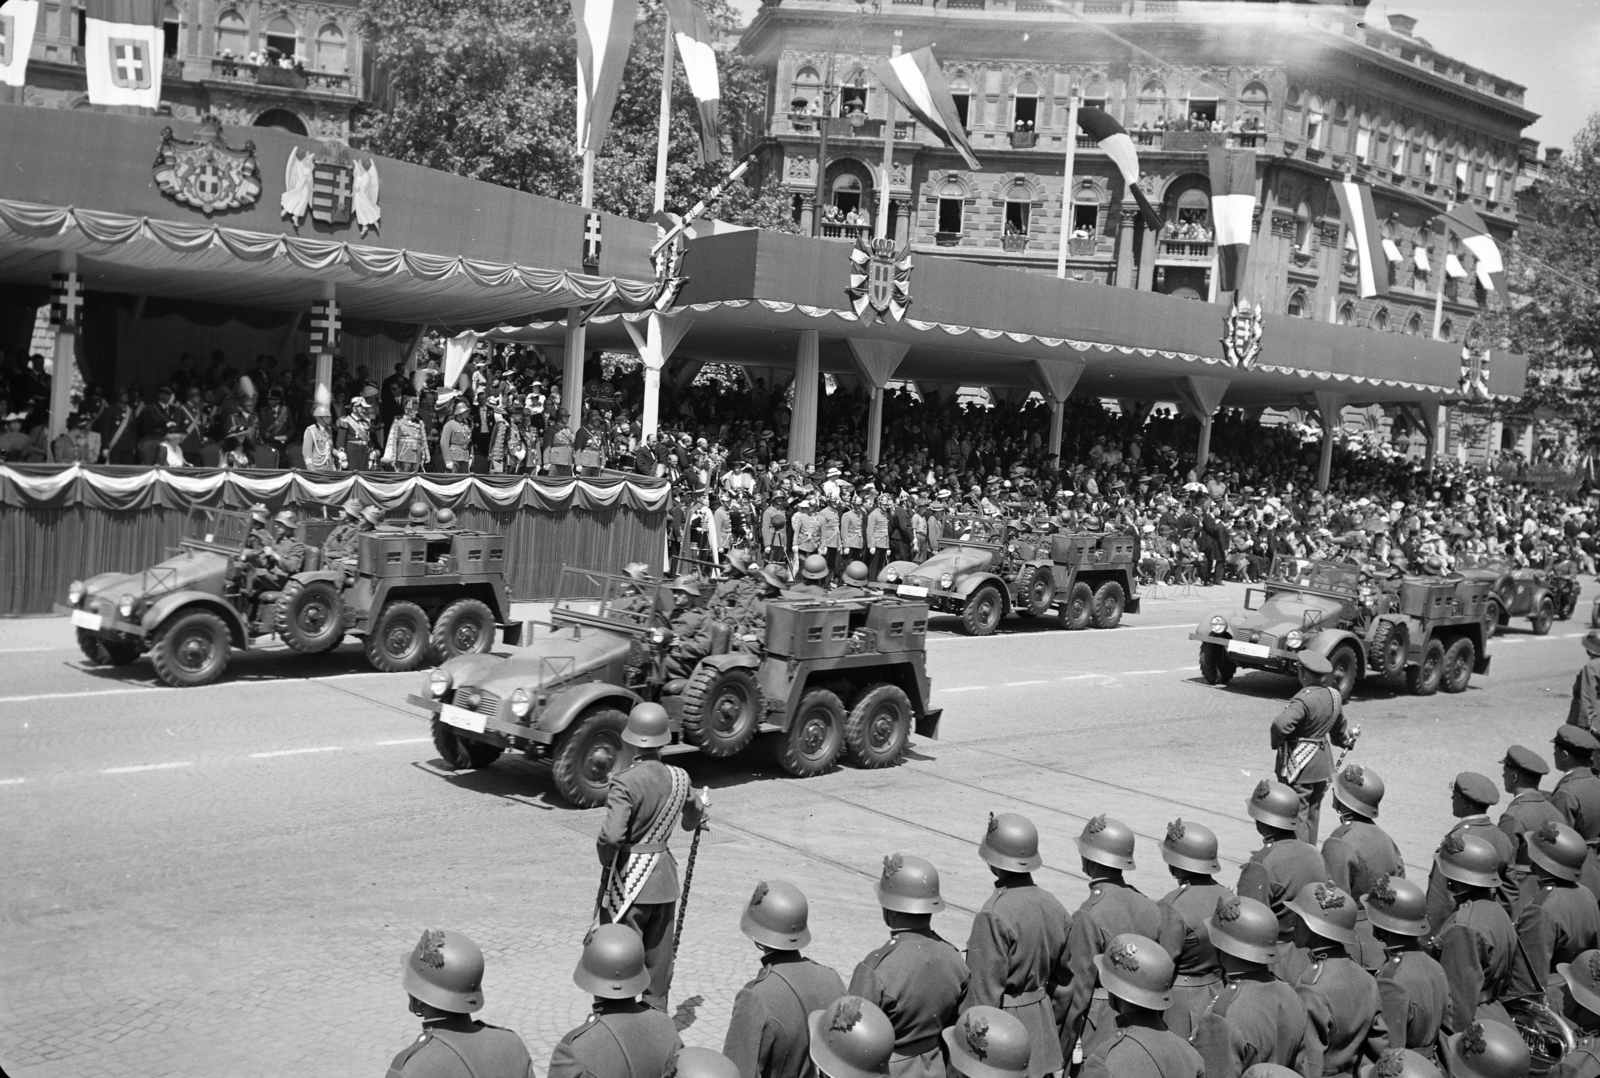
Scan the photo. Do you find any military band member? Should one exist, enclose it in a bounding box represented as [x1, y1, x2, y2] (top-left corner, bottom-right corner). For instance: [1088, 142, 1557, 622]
[1442, 1021, 1532, 1078]
[1269, 650, 1356, 844]
[1191, 895, 1311, 1078]
[1432, 831, 1519, 1030]
[549, 924, 682, 1078]
[1237, 780, 1327, 942]
[1552, 725, 1600, 841]
[1500, 744, 1564, 891]
[1365, 876, 1447, 1064]
[1280, 881, 1391, 1075]
[807, 996, 894, 1078]
[1552, 950, 1600, 1077]
[1322, 764, 1405, 968]
[388, 928, 535, 1078]
[1078, 933, 1204, 1078]
[1423, 771, 1515, 947]
[1509, 821, 1600, 1005]
[1158, 818, 1233, 1039]
[943, 1007, 1031, 1078]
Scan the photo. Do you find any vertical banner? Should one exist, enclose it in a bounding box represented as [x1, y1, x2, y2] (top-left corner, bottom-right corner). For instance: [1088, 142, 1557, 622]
[84, 0, 163, 108]
[0, 0, 42, 87]
[571, 0, 641, 157]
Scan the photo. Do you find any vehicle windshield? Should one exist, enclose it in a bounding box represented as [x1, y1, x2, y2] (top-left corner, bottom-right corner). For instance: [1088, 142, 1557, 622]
[551, 567, 667, 634]
[182, 508, 254, 553]
[1453, 552, 1511, 571]
[1266, 555, 1362, 595]
[942, 516, 1006, 545]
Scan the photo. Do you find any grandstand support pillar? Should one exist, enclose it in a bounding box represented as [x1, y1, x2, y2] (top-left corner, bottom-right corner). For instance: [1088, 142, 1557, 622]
[562, 310, 586, 430]
[1115, 201, 1137, 288]
[1032, 359, 1085, 462]
[621, 314, 695, 438]
[1313, 390, 1347, 494]
[1136, 224, 1157, 292]
[1170, 375, 1230, 479]
[788, 329, 821, 465]
[847, 338, 910, 466]
[312, 280, 337, 411]
[47, 250, 81, 442]
[1419, 401, 1443, 468]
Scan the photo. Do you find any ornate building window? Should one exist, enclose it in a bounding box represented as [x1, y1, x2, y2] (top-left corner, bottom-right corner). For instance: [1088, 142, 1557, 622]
[948, 74, 971, 129]
[1304, 96, 1325, 148]
[1070, 183, 1099, 237]
[316, 22, 346, 73]
[838, 69, 869, 118]
[1406, 312, 1423, 335]
[1012, 77, 1038, 132]
[791, 65, 821, 115]
[162, 2, 181, 57]
[264, 14, 297, 60]
[216, 10, 248, 57]
[1004, 180, 1032, 234]
[1239, 81, 1269, 131]
[1337, 301, 1354, 326]
[831, 172, 863, 216]
[1287, 289, 1309, 318]
[1372, 307, 1389, 332]
[1438, 318, 1454, 341]
[1135, 79, 1167, 129]
[1389, 128, 1407, 172]
[937, 180, 965, 238]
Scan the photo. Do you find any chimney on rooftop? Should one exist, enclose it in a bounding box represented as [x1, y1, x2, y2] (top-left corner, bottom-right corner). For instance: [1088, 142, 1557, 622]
[1546, 147, 1565, 166]
[1387, 13, 1416, 36]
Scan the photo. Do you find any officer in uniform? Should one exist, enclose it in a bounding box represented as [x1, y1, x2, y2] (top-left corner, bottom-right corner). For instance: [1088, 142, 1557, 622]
[1237, 780, 1327, 942]
[596, 704, 710, 1011]
[249, 509, 306, 601]
[943, 1007, 1031, 1078]
[1366, 875, 1447, 1064]
[1159, 818, 1233, 1039]
[1570, 630, 1600, 730]
[1501, 744, 1564, 891]
[961, 813, 1070, 1078]
[1432, 831, 1518, 1030]
[1322, 764, 1406, 968]
[807, 995, 895, 1078]
[1509, 821, 1600, 1007]
[322, 498, 373, 564]
[1442, 1021, 1532, 1078]
[1553, 950, 1600, 1077]
[388, 928, 535, 1078]
[1060, 815, 1184, 1067]
[247, 502, 272, 548]
[1552, 725, 1600, 841]
[664, 577, 713, 680]
[1078, 933, 1204, 1078]
[1191, 894, 1311, 1077]
[549, 924, 682, 1078]
[1269, 651, 1357, 844]
[710, 551, 761, 624]
[1424, 771, 1515, 946]
[847, 854, 968, 1078]
[1280, 881, 1391, 1074]
[724, 880, 846, 1078]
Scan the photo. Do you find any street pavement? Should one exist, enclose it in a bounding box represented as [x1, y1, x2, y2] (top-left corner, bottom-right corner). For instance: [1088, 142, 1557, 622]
[0, 579, 1592, 1077]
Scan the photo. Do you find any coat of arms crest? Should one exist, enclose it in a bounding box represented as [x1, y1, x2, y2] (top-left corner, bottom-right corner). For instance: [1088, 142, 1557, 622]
[281, 142, 381, 234]
[1221, 296, 1264, 369]
[846, 236, 912, 325]
[1460, 321, 1491, 402]
[152, 117, 262, 215]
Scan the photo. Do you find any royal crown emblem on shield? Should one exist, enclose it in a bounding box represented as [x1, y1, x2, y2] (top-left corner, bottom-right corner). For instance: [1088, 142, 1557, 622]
[1459, 321, 1491, 402]
[1221, 295, 1264, 370]
[847, 235, 912, 325]
[152, 117, 263, 215]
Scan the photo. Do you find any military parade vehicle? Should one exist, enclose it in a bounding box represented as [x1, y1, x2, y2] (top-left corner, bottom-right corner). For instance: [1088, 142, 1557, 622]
[1190, 554, 1493, 701]
[409, 566, 942, 807]
[1453, 551, 1576, 635]
[877, 518, 1140, 635]
[60, 504, 516, 687]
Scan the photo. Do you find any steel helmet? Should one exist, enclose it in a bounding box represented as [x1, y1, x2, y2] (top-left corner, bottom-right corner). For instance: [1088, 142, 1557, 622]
[249, 502, 270, 524]
[572, 924, 649, 999]
[1246, 779, 1301, 832]
[726, 550, 753, 577]
[978, 813, 1042, 873]
[1076, 814, 1135, 871]
[876, 853, 944, 914]
[802, 554, 830, 581]
[672, 1047, 743, 1078]
[1527, 820, 1587, 883]
[341, 496, 364, 519]
[740, 880, 811, 950]
[1356, 1050, 1444, 1078]
[1093, 933, 1175, 1011]
[1205, 894, 1279, 965]
[942, 1006, 1032, 1078]
[401, 928, 486, 1013]
[1160, 818, 1221, 875]
[1434, 830, 1501, 890]
[408, 500, 431, 525]
[844, 561, 870, 583]
[435, 508, 457, 527]
[1443, 1021, 1531, 1078]
[1286, 881, 1359, 946]
[621, 562, 653, 581]
[669, 575, 703, 598]
[1243, 1068, 1305, 1078]
[1557, 949, 1600, 1018]
[623, 702, 671, 748]
[1363, 875, 1429, 937]
[273, 509, 297, 529]
[807, 996, 894, 1078]
[1332, 764, 1385, 819]
[363, 506, 386, 527]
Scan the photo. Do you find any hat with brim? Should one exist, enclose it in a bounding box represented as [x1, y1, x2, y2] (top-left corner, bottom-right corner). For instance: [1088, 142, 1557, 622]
[1558, 952, 1600, 1017]
[1285, 886, 1359, 946]
[1297, 651, 1332, 676]
[1092, 953, 1172, 1010]
[941, 1012, 1029, 1078]
[1444, 1022, 1531, 1078]
[1362, 895, 1428, 937]
[1355, 1051, 1442, 1078]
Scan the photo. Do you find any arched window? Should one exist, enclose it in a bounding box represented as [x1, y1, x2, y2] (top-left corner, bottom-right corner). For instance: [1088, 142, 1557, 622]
[1294, 200, 1315, 254]
[831, 172, 863, 215]
[216, 9, 247, 57]
[1372, 308, 1389, 332]
[791, 65, 821, 115]
[937, 179, 965, 236]
[1188, 76, 1224, 128]
[1013, 77, 1038, 132]
[1389, 124, 1408, 171]
[1005, 180, 1032, 234]
[1240, 80, 1269, 131]
[948, 74, 971, 129]
[1287, 289, 1308, 318]
[1438, 318, 1454, 341]
[315, 22, 345, 73]
[838, 69, 868, 118]
[1172, 186, 1210, 232]
[1070, 183, 1099, 237]
[1305, 96, 1325, 148]
[162, 1, 181, 57]
[1337, 301, 1354, 326]
[253, 107, 307, 136]
[1136, 79, 1167, 129]
[263, 14, 296, 59]
[1082, 79, 1107, 111]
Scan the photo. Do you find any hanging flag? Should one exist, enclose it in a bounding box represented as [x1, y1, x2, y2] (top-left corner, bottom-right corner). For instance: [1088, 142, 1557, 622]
[871, 46, 979, 170]
[1380, 237, 1403, 264]
[1439, 203, 1507, 302]
[1445, 252, 1467, 280]
[1076, 108, 1160, 231]
[1330, 177, 1388, 298]
[84, 0, 162, 108]
[1413, 245, 1431, 274]
[663, 0, 720, 165]
[1207, 147, 1256, 294]
[0, 0, 41, 87]
[571, 0, 640, 157]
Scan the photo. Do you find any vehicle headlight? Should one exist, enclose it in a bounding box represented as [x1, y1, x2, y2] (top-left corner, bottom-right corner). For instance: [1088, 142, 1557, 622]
[118, 595, 136, 619]
[1284, 629, 1304, 650]
[68, 581, 86, 606]
[1210, 616, 1228, 635]
[510, 688, 532, 719]
[428, 669, 451, 698]
[939, 573, 955, 589]
[885, 567, 899, 583]
[648, 626, 673, 647]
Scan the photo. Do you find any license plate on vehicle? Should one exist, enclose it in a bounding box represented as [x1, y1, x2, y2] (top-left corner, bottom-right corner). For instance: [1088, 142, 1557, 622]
[1227, 640, 1271, 659]
[440, 703, 488, 734]
[897, 584, 930, 598]
[71, 610, 103, 631]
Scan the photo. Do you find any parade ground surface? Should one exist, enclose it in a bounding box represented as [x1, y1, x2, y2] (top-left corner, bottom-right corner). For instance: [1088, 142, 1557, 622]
[1, 579, 1591, 1077]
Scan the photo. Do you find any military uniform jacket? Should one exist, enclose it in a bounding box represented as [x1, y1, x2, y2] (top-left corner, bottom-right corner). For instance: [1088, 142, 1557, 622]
[388, 1017, 535, 1078]
[723, 953, 846, 1078]
[1510, 879, 1600, 997]
[597, 759, 702, 905]
[1500, 791, 1566, 873]
[1424, 817, 1516, 945]
[867, 510, 890, 550]
[1375, 950, 1448, 1057]
[1190, 970, 1310, 1078]
[1434, 896, 1518, 1030]
[1554, 768, 1600, 841]
[322, 522, 364, 562]
[1078, 1014, 1204, 1078]
[1161, 880, 1234, 1040]
[962, 877, 1071, 1078]
[266, 535, 306, 575]
[841, 510, 864, 549]
[549, 1000, 682, 1078]
[792, 511, 820, 553]
[1551, 1041, 1600, 1078]
[762, 506, 788, 549]
[1269, 686, 1352, 784]
[1322, 820, 1406, 901]
[1287, 952, 1391, 1076]
[1571, 658, 1600, 730]
[817, 507, 841, 549]
[848, 928, 968, 1078]
[1238, 838, 1327, 937]
[1061, 880, 1186, 1062]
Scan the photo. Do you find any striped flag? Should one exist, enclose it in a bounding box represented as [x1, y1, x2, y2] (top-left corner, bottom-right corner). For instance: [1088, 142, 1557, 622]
[1077, 108, 1160, 231]
[1330, 177, 1388, 298]
[1207, 148, 1256, 294]
[1440, 204, 1507, 303]
[0, 0, 42, 88]
[571, 0, 640, 157]
[871, 47, 979, 170]
[663, 0, 720, 164]
[84, 0, 162, 108]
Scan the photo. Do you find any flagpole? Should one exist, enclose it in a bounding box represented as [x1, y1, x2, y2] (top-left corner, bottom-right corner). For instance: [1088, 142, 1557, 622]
[653, 15, 675, 214]
[876, 30, 903, 241]
[581, 151, 595, 208]
[1329, 170, 1350, 323]
[1054, 90, 1080, 279]
[1432, 197, 1453, 338]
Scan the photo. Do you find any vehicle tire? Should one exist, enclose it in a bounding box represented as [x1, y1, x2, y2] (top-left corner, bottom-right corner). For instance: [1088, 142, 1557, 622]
[429, 598, 496, 662]
[1198, 642, 1235, 686]
[1090, 581, 1126, 629]
[1407, 638, 1445, 697]
[363, 600, 430, 673]
[1441, 637, 1475, 694]
[1018, 566, 1056, 618]
[844, 684, 913, 769]
[1486, 596, 1506, 634]
[551, 706, 629, 807]
[961, 585, 1004, 637]
[1531, 596, 1555, 637]
[1558, 593, 1578, 621]
[1063, 582, 1094, 630]
[275, 579, 345, 654]
[431, 718, 504, 770]
[1326, 643, 1361, 704]
[777, 689, 844, 778]
[680, 665, 760, 758]
[1367, 620, 1409, 681]
[149, 608, 231, 688]
[76, 628, 141, 666]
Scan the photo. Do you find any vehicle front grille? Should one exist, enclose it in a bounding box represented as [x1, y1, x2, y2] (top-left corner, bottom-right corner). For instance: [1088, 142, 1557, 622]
[475, 691, 500, 719]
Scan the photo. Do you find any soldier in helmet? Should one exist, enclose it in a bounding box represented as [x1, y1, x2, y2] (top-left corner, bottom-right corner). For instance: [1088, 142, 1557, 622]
[960, 813, 1070, 1078]
[664, 576, 713, 679]
[1500, 744, 1564, 892]
[1322, 764, 1405, 968]
[1158, 819, 1234, 1039]
[807, 995, 894, 1078]
[1078, 933, 1204, 1078]
[1442, 1021, 1532, 1078]
[549, 924, 682, 1078]
[1237, 780, 1327, 942]
[595, 703, 710, 1012]
[1269, 650, 1357, 844]
[323, 497, 377, 567]
[1509, 821, 1600, 1005]
[248, 508, 306, 601]
[1552, 725, 1600, 841]
[724, 880, 846, 1078]
[848, 854, 969, 1078]
[1433, 831, 1518, 1030]
[1281, 881, 1391, 1074]
[388, 928, 536, 1078]
[1191, 895, 1311, 1077]
[1423, 771, 1515, 949]
[1355, 1049, 1445, 1078]
[1060, 815, 1184, 1066]
[787, 555, 832, 599]
[830, 561, 874, 600]
[1365, 875, 1447, 1062]
[943, 1007, 1031, 1078]
[710, 550, 761, 625]
[1553, 950, 1600, 1076]
[246, 502, 272, 548]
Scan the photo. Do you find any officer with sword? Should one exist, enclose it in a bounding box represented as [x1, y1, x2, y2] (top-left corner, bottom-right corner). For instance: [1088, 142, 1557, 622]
[1268, 651, 1359, 845]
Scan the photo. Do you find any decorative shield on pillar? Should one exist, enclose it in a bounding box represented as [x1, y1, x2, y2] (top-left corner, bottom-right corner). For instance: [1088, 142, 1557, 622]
[846, 236, 912, 325]
[49, 271, 81, 333]
[1460, 322, 1491, 402]
[311, 161, 355, 225]
[309, 299, 341, 352]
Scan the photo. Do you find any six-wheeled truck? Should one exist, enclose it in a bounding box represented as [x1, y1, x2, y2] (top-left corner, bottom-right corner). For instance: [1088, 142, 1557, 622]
[409, 567, 942, 807]
[1454, 551, 1577, 635]
[59, 505, 518, 687]
[877, 521, 1140, 635]
[1190, 555, 1493, 701]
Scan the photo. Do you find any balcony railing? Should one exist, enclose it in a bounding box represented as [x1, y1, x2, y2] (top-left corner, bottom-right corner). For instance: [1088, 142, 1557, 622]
[935, 231, 962, 247]
[1076, 135, 1098, 150]
[209, 57, 352, 92]
[1009, 130, 1037, 149]
[823, 117, 883, 139]
[1068, 236, 1098, 257]
[162, 56, 184, 80]
[821, 222, 870, 239]
[1158, 238, 1214, 260]
[894, 120, 918, 140]
[1001, 233, 1029, 252]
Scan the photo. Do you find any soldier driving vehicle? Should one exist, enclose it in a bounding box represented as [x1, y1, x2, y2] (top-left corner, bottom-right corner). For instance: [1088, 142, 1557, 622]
[1454, 550, 1577, 636]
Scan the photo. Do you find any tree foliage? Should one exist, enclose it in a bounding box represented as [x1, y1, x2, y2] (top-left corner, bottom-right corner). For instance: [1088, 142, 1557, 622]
[354, 0, 797, 230]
